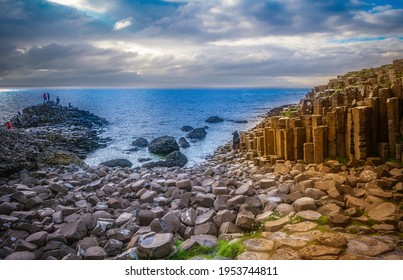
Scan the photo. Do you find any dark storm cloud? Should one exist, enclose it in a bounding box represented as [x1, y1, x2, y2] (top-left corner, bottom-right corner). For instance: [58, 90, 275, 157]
[0, 0, 402, 87]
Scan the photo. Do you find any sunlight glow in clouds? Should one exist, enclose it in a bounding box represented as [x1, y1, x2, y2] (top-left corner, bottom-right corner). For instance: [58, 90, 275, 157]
[47, 0, 108, 13]
[113, 17, 134, 30]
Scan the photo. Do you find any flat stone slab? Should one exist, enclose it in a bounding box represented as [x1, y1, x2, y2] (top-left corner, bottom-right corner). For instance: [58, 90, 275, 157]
[368, 203, 396, 222]
[270, 248, 300, 260]
[299, 245, 342, 259]
[264, 217, 290, 232]
[243, 238, 275, 252]
[237, 251, 271, 260]
[297, 210, 322, 221]
[283, 221, 317, 232]
[346, 236, 395, 257]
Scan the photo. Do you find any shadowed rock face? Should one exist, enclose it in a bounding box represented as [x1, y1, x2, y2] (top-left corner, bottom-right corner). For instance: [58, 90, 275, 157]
[148, 136, 179, 155]
[99, 159, 133, 168]
[186, 128, 207, 140]
[205, 116, 224, 123]
[142, 151, 188, 168]
[132, 137, 148, 148]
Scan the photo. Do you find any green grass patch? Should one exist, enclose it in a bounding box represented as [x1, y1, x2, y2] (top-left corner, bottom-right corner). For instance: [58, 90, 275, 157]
[290, 215, 304, 224]
[171, 239, 247, 260]
[325, 156, 349, 164]
[316, 215, 331, 226]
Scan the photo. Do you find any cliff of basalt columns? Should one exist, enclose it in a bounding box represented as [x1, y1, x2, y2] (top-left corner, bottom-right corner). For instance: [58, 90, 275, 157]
[240, 59, 403, 166]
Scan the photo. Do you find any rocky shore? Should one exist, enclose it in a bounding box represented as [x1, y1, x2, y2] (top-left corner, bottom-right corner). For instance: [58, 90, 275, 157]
[0, 60, 402, 260]
[0, 102, 109, 176]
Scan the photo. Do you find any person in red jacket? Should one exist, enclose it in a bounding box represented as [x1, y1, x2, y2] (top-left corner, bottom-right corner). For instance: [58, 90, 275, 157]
[6, 122, 12, 130]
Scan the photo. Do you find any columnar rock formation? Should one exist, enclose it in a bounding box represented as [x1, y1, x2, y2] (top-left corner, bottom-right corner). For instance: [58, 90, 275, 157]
[240, 59, 403, 165]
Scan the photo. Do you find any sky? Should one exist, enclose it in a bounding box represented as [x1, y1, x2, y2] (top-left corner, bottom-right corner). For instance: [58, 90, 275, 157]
[0, 0, 402, 88]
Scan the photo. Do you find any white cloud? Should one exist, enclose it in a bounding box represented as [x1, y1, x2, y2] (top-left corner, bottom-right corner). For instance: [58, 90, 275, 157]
[47, 0, 109, 14]
[113, 17, 133, 30]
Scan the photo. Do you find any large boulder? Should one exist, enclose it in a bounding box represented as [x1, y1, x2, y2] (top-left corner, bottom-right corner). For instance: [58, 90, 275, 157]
[186, 128, 207, 140]
[205, 116, 224, 123]
[148, 136, 179, 155]
[132, 137, 148, 148]
[99, 159, 132, 168]
[143, 151, 188, 168]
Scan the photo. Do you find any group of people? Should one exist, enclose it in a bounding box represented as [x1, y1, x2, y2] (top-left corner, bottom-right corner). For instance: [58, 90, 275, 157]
[42, 92, 60, 105]
[42, 92, 50, 103]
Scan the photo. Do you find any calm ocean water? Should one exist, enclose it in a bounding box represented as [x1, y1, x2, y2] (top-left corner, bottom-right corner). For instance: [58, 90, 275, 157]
[0, 88, 308, 167]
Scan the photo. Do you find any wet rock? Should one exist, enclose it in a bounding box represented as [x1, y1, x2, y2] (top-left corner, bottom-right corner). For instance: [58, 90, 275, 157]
[186, 128, 207, 140]
[49, 183, 68, 194]
[181, 126, 193, 132]
[132, 137, 149, 148]
[100, 159, 132, 168]
[137, 233, 174, 259]
[178, 137, 190, 148]
[148, 136, 179, 155]
[205, 116, 224, 123]
[0, 202, 17, 215]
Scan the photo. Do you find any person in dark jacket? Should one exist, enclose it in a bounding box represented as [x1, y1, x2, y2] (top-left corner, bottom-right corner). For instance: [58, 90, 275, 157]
[232, 130, 240, 151]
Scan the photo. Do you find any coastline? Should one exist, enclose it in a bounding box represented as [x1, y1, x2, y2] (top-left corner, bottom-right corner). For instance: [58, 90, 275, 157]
[0, 62, 402, 260]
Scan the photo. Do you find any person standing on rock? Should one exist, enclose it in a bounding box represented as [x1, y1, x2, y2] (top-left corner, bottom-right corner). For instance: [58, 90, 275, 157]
[47, 92, 50, 102]
[56, 96, 60, 105]
[43, 92, 47, 104]
[6, 122, 12, 130]
[232, 130, 240, 151]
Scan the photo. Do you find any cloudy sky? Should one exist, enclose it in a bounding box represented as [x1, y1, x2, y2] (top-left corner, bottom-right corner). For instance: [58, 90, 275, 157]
[0, 0, 402, 88]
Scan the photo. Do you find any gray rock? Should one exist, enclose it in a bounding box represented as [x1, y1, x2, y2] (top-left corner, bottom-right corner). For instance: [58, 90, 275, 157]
[180, 208, 196, 226]
[293, 197, 317, 212]
[148, 136, 179, 155]
[132, 137, 149, 147]
[5, 251, 36, 260]
[106, 228, 133, 243]
[162, 212, 181, 233]
[100, 159, 132, 168]
[218, 222, 242, 235]
[178, 137, 190, 148]
[59, 220, 88, 241]
[186, 128, 207, 140]
[205, 116, 224, 123]
[138, 233, 174, 259]
[181, 126, 193, 132]
[84, 246, 108, 260]
[138, 210, 157, 226]
[235, 211, 259, 230]
[103, 239, 123, 256]
[194, 222, 217, 235]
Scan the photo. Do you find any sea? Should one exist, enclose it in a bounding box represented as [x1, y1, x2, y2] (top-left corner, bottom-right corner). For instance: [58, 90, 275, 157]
[0, 88, 308, 167]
